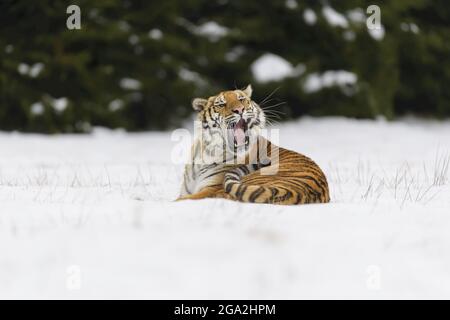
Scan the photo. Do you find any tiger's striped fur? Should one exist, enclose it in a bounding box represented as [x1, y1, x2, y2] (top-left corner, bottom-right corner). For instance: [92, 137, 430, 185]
[178, 85, 330, 205]
[223, 137, 330, 204]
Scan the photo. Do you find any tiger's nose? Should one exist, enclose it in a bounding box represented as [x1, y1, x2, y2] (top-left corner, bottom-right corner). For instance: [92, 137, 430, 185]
[232, 105, 244, 114]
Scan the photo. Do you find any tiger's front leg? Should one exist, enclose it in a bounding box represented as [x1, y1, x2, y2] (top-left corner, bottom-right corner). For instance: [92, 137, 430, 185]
[176, 186, 232, 201]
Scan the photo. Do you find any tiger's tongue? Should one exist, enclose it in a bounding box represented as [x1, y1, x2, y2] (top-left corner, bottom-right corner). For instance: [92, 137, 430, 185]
[234, 120, 246, 146]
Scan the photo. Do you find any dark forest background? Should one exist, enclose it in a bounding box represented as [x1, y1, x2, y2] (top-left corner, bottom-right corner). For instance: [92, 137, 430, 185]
[1, 0, 449, 133]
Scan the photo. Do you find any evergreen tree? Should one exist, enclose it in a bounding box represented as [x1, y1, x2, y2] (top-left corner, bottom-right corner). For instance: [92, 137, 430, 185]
[0, 0, 448, 133]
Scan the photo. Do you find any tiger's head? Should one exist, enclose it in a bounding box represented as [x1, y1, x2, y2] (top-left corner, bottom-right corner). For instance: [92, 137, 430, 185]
[192, 85, 266, 161]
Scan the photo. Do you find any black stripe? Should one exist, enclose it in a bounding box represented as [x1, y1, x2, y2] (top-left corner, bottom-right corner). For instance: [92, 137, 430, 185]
[203, 169, 227, 180]
[288, 175, 327, 196]
[236, 185, 248, 199]
[294, 192, 302, 204]
[234, 183, 244, 198]
[206, 107, 212, 122]
[293, 160, 327, 181]
[199, 164, 217, 175]
[300, 175, 328, 196]
[289, 179, 321, 200]
[225, 182, 234, 193]
[240, 166, 250, 174]
[249, 187, 265, 202]
[225, 171, 240, 181]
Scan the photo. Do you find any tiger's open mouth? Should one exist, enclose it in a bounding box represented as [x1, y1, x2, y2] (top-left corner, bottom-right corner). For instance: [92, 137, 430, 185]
[230, 118, 249, 148]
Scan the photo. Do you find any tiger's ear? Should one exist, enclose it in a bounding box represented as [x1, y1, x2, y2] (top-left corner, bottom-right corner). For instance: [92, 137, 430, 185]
[192, 98, 208, 111]
[243, 84, 253, 98]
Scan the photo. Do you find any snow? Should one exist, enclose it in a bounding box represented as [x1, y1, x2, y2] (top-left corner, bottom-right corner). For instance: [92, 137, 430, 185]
[401, 23, 420, 34]
[52, 97, 68, 113]
[118, 21, 130, 32]
[29, 63, 44, 78]
[225, 46, 245, 62]
[108, 99, 124, 112]
[251, 54, 305, 83]
[0, 117, 449, 299]
[176, 19, 228, 42]
[17, 63, 29, 75]
[119, 78, 141, 90]
[343, 30, 356, 41]
[30, 102, 45, 115]
[285, 0, 298, 10]
[128, 34, 139, 45]
[178, 68, 206, 86]
[252, 54, 293, 83]
[410, 23, 420, 34]
[18, 63, 45, 78]
[368, 24, 385, 41]
[193, 21, 228, 42]
[148, 28, 163, 40]
[303, 70, 357, 93]
[5, 44, 14, 53]
[347, 8, 366, 23]
[322, 6, 349, 28]
[303, 8, 317, 25]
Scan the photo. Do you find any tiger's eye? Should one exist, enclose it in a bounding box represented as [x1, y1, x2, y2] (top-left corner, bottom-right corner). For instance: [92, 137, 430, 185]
[214, 100, 225, 107]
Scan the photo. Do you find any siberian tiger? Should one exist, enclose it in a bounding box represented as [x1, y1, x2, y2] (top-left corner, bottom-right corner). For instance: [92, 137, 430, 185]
[178, 85, 330, 205]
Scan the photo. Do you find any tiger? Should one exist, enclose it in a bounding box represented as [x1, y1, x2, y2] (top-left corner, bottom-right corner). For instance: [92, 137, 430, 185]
[177, 85, 330, 205]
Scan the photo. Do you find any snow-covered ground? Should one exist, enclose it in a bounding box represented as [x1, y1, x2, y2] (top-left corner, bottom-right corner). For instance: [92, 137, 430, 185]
[0, 117, 449, 299]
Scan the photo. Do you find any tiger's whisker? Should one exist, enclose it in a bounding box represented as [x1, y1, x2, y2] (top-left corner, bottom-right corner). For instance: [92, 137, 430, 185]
[261, 102, 286, 109]
[258, 87, 281, 105]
